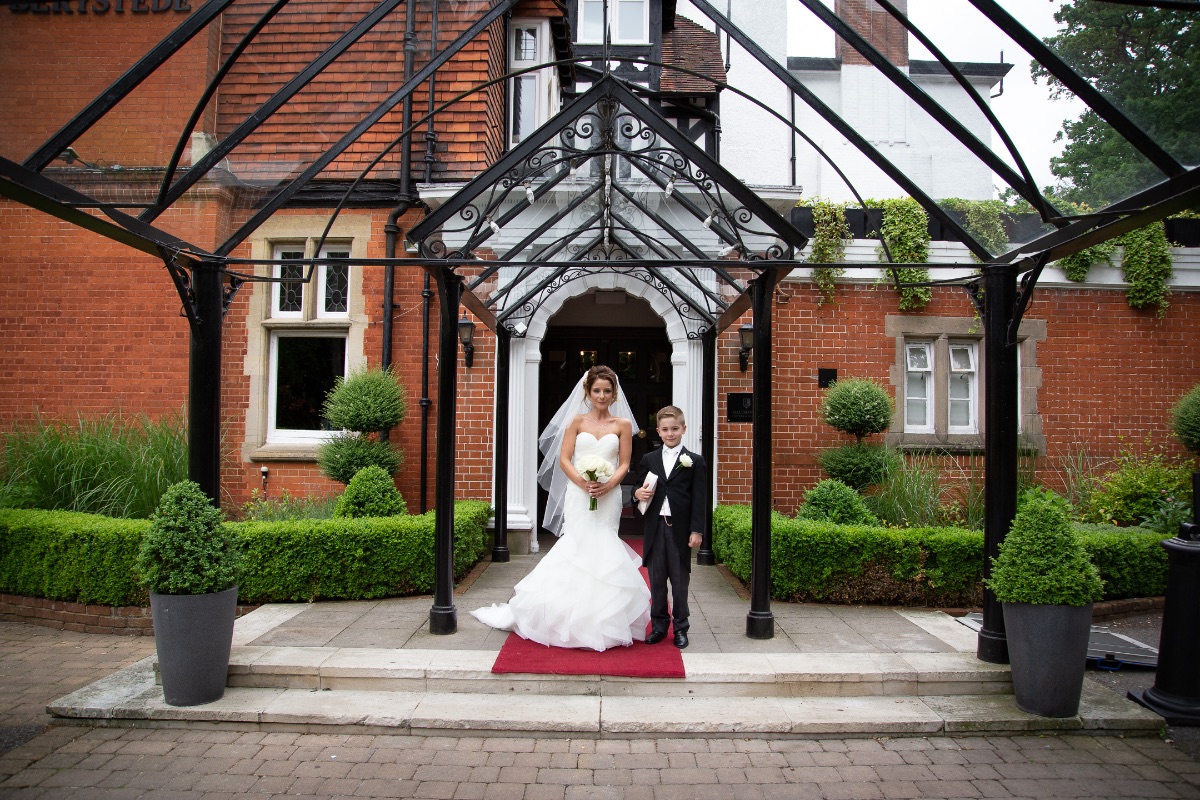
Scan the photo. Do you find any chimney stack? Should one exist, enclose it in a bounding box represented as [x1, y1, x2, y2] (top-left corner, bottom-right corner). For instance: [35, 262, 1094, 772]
[834, 0, 909, 68]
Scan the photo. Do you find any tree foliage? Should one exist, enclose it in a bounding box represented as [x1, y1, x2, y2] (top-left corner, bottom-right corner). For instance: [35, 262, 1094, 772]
[1034, 4, 1200, 207]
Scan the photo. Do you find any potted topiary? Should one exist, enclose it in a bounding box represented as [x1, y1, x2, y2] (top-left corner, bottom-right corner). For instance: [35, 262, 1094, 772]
[136, 480, 242, 706]
[986, 489, 1103, 717]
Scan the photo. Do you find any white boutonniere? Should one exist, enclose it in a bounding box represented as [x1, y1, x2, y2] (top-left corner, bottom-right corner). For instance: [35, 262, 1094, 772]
[678, 454, 693, 469]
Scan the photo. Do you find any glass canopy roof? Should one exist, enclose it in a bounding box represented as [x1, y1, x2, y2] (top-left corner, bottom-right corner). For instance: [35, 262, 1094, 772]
[1, 0, 1196, 310]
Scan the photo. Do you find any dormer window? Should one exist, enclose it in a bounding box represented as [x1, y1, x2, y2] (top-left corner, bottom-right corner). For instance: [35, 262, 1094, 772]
[578, 0, 648, 44]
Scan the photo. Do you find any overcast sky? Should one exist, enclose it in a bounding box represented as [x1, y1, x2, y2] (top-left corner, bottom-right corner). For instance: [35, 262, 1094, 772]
[787, 0, 1084, 190]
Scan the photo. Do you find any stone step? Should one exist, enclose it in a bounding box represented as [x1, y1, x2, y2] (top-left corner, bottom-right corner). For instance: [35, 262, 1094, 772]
[49, 656, 1162, 738]
[223, 647, 1014, 698]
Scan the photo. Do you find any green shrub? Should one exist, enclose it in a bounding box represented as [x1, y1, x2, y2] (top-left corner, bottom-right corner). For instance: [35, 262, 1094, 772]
[0, 500, 492, 606]
[136, 481, 241, 596]
[867, 451, 942, 528]
[818, 443, 900, 490]
[318, 434, 404, 486]
[715, 504, 1160, 606]
[335, 466, 407, 518]
[0, 411, 187, 519]
[720, 505, 983, 606]
[1084, 450, 1192, 526]
[0, 509, 148, 605]
[1139, 490, 1193, 537]
[240, 489, 337, 521]
[819, 378, 893, 443]
[797, 480, 877, 526]
[1172, 383, 1200, 456]
[322, 368, 408, 432]
[987, 489, 1103, 606]
[1076, 525, 1170, 599]
[317, 368, 407, 486]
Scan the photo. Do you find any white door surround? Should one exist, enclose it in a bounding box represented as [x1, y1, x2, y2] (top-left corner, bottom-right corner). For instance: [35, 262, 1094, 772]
[497, 272, 706, 549]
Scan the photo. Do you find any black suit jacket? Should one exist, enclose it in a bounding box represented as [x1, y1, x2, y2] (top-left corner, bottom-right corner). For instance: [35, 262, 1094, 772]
[634, 446, 708, 572]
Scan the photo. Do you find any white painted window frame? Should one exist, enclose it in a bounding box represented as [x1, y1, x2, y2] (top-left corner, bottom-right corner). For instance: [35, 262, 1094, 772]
[509, 19, 557, 145]
[903, 341, 935, 434]
[577, 0, 649, 44]
[947, 341, 978, 435]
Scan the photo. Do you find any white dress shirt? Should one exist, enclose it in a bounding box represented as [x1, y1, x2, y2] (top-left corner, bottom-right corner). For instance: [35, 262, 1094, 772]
[660, 444, 682, 517]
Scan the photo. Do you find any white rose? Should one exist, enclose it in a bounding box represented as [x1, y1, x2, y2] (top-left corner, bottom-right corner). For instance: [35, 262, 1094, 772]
[678, 454, 692, 468]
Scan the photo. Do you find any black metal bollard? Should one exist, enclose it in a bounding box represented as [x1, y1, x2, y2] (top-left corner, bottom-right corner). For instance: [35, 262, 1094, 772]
[1129, 472, 1200, 724]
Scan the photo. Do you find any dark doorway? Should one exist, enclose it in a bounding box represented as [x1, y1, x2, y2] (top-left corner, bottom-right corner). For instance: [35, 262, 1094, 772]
[538, 325, 672, 537]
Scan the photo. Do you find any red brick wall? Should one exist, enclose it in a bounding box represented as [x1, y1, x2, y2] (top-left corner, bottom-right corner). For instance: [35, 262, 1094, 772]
[0, 208, 191, 427]
[0, 7, 214, 166]
[715, 281, 1200, 513]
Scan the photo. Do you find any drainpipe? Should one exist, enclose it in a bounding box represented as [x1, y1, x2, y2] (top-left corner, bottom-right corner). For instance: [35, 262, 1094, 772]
[381, 0, 420, 447]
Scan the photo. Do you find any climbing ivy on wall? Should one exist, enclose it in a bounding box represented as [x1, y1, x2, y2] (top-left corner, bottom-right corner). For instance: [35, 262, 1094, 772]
[807, 200, 850, 305]
[878, 197, 932, 310]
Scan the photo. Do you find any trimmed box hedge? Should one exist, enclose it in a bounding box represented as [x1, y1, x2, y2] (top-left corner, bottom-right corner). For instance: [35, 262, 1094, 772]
[0, 500, 492, 607]
[712, 505, 1169, 607]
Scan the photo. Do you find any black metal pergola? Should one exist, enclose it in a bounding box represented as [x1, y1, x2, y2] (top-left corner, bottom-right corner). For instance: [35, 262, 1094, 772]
[2, 0, 1197, 659]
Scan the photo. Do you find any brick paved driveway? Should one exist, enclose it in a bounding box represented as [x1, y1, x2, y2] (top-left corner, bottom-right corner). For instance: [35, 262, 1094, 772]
[2, 620, 1200, 799]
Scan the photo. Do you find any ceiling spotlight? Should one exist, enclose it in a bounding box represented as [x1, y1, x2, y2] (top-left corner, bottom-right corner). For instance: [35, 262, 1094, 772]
[664, 176, 676, 197]
[718, 243, 739, 258]
[487, 217, 501, 235]
[702, 213, 715, 229]
[524, 183, 536, 204]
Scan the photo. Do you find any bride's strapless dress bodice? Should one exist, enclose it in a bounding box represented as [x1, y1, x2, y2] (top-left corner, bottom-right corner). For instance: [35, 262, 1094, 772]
[470, 430, 650, 651]
[564, 431, 622, 529]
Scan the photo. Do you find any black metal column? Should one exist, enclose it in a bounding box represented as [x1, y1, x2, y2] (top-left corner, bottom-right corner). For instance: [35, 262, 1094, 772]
[746, 272, 777, 639]
[429, 268, 462, 635]
[188, 261, 223, 507]
[492, 326, 512, 563]
[977, 265, 1018, 664]
[697, 327, 717, 566]
[1128, 473, 1200, 724]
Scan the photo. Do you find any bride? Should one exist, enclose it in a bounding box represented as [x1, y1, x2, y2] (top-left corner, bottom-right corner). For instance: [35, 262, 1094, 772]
[471, 365, 651, 651]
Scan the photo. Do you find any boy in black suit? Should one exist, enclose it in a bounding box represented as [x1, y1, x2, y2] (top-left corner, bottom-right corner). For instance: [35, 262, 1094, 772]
[632, 405, 708, 649]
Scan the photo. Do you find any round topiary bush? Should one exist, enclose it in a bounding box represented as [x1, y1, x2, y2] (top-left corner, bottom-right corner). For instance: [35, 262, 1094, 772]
[820, 378, 893, 443]
[318, 434, 404, 486]
[818, 443, 901, 490]
[136, 480, 242, 595]
[1173, 383, 1200, 457]
[323, 368, 408, 432]
[334, 465, 407, 518]
[796, 479, 878, 526]
[987, 488, 1103, 606]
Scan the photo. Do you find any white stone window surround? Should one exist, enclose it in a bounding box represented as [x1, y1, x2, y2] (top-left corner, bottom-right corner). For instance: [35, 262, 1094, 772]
[243, 215, 371, 463]
[885, 315, 1046, 454]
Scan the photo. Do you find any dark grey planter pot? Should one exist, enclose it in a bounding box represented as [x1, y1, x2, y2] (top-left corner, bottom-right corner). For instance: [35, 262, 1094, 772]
[150, 586, 237, 706]
[1003, 601, 1093, 718]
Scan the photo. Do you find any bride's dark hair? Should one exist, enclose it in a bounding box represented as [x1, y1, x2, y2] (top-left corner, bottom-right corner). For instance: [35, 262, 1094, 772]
[584, 365, 619, 396]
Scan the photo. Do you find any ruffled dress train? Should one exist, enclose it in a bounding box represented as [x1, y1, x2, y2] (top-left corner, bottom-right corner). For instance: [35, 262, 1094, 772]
[471, 432, 651, 651]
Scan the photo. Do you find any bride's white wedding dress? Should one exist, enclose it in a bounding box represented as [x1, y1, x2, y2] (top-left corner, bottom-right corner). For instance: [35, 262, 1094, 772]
[471, 432, 651, 651]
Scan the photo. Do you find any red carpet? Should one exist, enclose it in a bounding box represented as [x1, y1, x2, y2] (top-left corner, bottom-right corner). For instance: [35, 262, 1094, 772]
[490, 536, 685, 678]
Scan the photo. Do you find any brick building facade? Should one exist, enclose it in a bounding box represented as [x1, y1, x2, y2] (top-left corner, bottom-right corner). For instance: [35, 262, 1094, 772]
[1, 1, 1196, 550]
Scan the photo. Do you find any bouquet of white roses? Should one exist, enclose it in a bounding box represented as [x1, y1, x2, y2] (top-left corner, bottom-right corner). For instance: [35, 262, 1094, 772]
[576, 455, 614, 511]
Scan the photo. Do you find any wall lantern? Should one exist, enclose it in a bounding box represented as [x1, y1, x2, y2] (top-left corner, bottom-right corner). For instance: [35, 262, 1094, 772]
[738, 323, 754, 372]
[458, 313, 476, 368]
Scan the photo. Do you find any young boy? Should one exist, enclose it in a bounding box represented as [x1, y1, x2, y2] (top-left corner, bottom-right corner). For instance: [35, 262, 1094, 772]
[633, 406, 708, 648]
